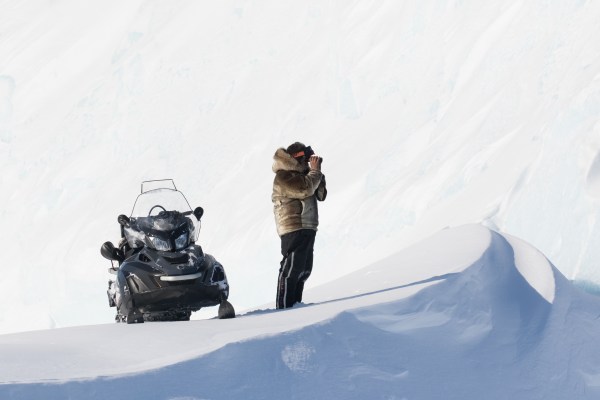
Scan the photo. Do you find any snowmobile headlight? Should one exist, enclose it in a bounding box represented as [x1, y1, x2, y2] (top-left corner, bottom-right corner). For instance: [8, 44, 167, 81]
[150, 236, 171, 251]
[175, 232, 189, 250]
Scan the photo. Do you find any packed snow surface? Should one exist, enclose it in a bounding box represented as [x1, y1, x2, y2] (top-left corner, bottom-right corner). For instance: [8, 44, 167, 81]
[1, 225, 599, 400]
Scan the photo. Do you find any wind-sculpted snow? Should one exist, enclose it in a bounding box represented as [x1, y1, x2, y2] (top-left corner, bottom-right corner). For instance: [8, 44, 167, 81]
[2, 226, 598, 399]
[356, 231, 554, 340]
[587, 151, 600, 199]
[505, 232, 555, 303]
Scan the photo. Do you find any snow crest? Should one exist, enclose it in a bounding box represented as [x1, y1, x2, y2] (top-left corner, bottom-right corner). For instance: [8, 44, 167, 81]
[587, 151, 600, 199]
[505, 232, 556, 303]
[355, 229, 557, 340]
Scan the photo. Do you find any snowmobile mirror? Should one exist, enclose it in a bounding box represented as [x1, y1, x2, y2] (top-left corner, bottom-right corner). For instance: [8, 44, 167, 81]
[193, 207, 204, 221]
[101, 241, 124, 262]
[118, 214, 130, 227]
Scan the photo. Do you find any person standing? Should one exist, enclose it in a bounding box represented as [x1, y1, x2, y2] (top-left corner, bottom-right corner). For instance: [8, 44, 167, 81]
[272, 142, 327, 309]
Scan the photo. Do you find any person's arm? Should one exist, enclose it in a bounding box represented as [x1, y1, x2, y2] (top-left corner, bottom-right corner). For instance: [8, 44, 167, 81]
[316, 174, 327, 201]
[309, 154, 327, 201]
[275, 169, 323, 199]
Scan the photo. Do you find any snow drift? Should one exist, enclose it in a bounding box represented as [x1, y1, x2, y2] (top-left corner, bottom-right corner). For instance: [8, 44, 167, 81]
[2, 225, 599, 399]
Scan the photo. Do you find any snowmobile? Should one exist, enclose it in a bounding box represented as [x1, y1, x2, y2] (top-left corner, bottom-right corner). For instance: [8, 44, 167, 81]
[100, 179, 235, 323]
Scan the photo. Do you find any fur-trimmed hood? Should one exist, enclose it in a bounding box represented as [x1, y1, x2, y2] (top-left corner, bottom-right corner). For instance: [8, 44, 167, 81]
[272, 148, 307, 173]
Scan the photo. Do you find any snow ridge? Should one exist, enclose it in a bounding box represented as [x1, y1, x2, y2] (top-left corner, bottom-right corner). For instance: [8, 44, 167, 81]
[2, 226, 599, 399]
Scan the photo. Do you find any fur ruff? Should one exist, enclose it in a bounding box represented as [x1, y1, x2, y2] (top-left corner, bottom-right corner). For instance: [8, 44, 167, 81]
[272, 148, 306, 173]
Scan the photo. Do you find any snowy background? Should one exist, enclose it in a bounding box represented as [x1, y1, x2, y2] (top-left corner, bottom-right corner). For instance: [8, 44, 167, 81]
[2, 0, 599, 335]
[1, 0, 600, 397]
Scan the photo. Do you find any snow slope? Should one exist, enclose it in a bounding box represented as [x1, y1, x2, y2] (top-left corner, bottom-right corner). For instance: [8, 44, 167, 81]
[1, 0, 600, 337]
[1, 225, 599, 400]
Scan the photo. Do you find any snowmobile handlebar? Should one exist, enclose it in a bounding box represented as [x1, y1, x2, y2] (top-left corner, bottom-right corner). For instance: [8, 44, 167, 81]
[118, 214, 130, 227]
[193, 207, 203, 221]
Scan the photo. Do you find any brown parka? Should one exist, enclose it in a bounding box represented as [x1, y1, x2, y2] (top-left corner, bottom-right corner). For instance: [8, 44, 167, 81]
[272, 148, 327, 237]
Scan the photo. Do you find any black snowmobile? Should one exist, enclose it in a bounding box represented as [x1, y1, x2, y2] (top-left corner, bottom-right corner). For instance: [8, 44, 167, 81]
[100, 180, 235, 323]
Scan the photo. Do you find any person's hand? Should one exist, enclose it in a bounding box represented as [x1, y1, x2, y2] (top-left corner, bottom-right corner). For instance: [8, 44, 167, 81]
[309, 155, 322, 171]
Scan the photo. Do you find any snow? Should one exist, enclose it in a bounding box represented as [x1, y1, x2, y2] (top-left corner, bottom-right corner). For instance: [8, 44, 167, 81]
[4, 225, 480, 384]
[587, 150, 600, 199]
[505, 233, 556, 303]
[2, 0, 600, 397]
[1, 225, 599, 399]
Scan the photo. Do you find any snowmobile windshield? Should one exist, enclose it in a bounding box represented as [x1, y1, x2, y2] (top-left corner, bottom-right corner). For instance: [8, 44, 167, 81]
[124, 188, 201, 250]
[130, 188, 192, 218]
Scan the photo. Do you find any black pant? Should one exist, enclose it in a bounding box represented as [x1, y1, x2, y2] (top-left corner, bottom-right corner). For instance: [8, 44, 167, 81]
[277, 229, 316, 309]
